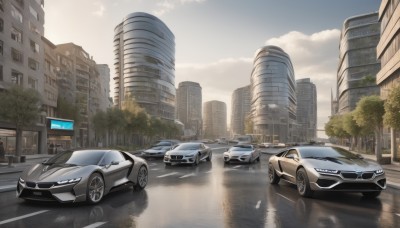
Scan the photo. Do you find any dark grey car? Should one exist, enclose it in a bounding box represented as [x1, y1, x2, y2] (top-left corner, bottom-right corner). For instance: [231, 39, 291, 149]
[17, 149, 148, 204]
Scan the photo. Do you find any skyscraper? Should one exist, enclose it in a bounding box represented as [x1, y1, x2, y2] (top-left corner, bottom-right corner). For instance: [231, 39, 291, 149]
[203, 100, 227, 139]
[296, 78, 317, 141]
[230, 85, 251, 136]
[113, 12, 176, 121]
[96, 64, 112, 111]
[176, 81, 202, 139]
[337, 12, 380, 114]
[250, 45, 296, 143]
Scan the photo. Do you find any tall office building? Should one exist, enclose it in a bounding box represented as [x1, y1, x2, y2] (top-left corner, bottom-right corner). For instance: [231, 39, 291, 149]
[203, 100, 227, 139]
[176, 81, 202, 139]
[55, 43, 101, 147]
[0, 0, 46, 154]
[96, 64, 112, 111]
[296, 78, 317, 142]
[337, 12, 380, 114]
[250, 45, 297, 143]
[42, 37, 58, 118]
[377, 0, 400, 161]
[230, 85, 251, 136]
[114, 12, 176, 121]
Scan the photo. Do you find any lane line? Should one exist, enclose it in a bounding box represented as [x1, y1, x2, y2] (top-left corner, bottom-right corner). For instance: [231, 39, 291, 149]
[0, 184, 17, 190]
[149, 163, 158, 166]
[157, 172, 179, 178]
[396, 213, 400, 217]
[179, 173, 196, 179]
[255, 200, 261, 209]
[233, 165, 241, 169]
[0, 210, 49, 225]
[83, 222, 108, 228]
[276, 193, 295, 204]
[204, 171, 213, 174]
[151, 168, 160, 171]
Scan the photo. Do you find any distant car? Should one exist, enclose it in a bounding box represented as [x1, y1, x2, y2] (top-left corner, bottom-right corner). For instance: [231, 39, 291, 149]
[217, 138, 228, 144]
[201, 139, 214, 144]
[273, 143, 286, 148]
[268, 146, 386, 198]
[142, 141, 175, 158]
[164, 142, 212, 166]
[17, 149, 148, 204]
[223, 144, 260, 164]
[259, 142, 272, 148]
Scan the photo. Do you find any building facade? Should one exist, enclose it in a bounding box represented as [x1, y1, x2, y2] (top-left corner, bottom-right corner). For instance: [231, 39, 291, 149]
[113, 12, 176, 121]
[377, 0, 400, 162]
[0, 0, 46, 155]
[337, 12, 381, 114]
[96, 64, 112, 111]
[203, 100, 227, 139]
[250, 45, 297, 143]
[296, 78, 317, 142]
[230, 85, 251, 136]
[176, 81, 202, 139]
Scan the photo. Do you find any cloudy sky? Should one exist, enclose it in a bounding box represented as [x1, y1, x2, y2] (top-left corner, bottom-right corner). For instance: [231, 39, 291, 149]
[44, 0, 380, 138]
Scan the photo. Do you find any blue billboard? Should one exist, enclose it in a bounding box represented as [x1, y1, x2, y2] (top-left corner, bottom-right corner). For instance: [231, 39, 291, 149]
[50, 119, 74, 131]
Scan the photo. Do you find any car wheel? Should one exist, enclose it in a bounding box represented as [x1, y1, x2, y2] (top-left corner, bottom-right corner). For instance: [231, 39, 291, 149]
[268, 163, 280, 184]
[87, 173, 105, 204]
[362, 191, 381, 198]
[193, 154, 200, 166]
[257, 156, 260, 162]
[135, 165, 148, 190]
[206, 151, 212, 161]
[296, 168, 313, 197]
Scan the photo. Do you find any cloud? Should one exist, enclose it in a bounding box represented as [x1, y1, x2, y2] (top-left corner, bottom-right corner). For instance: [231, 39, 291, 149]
[153, 0, 206, 16]
[92, 2, 105, 17]
[177, 29, 340, 138]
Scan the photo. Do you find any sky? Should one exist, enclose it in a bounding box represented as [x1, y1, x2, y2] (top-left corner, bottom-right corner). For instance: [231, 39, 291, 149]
[44, 0, 381, 138]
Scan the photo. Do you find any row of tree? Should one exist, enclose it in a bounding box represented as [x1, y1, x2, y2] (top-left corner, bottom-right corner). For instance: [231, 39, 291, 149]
[0, 86, 182, 158]
[325, 85, 400, 163]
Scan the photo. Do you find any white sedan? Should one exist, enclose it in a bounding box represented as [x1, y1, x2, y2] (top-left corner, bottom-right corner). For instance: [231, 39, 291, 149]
[223, 144, 260, 164]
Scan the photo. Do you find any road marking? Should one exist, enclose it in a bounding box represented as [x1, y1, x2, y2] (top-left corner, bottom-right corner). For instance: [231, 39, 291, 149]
[151, 168, 160, 171]
[204, 171, 212, 174]
[149, 163, 158, 166]
[255, 200, 261, 209]
[233, 165, 241, 169]
[0, 210, 49, 225]
[276, 193, 295, 204]
[83, 222, 108, 228]
[179, 173, 196, 178]
[0, 184, 16, 190]
[157, 172, 179, 178]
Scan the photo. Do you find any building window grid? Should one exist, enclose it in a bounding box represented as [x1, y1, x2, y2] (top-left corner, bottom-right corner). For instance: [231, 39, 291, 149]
[11, 27, 23, 43]
[11, 5, 23, 23]
[0, 18, 3, 32]
[30, 40, 39, 53]
[0, 65, 3, 81]
[11, 48, 23, 63]
[0, 40, 2, 55]
[11, 70, 23, 85]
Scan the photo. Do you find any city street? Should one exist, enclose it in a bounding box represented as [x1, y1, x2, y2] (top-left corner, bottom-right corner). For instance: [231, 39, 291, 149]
[0, 145, 400, 227]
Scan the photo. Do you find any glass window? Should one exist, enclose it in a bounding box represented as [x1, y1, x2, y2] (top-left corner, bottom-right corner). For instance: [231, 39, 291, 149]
[11, 27, 23, 43]
[11, 48, 23, 63]
[28, 76, 37, 89]
[0, 40, 2, 55]
[28, 58, 39, 70]
[29, 21, 40, 35]
[11, 5, 23, 23]
[0, 0, 3, 11]
[0, 65, 3, 81]
[29, 5, 39, 21]
[100, 151, 126, 165]
[0, 18, 3, 32]
[11, 70, 23, 85]
[45, 150, 106, 166]
[30, 40, 39, 53]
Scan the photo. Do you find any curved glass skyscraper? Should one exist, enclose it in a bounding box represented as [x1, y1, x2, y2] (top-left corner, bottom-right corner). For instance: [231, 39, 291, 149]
[250, 45, 296, 142]
[114, 12, 176, 121]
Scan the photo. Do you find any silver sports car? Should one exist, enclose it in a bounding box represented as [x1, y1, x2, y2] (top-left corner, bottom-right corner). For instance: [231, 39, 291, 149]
[163, 142, 212, 166]
[17, 149, 148, 204]
[223, 144, 260, 164]
[268, 146, 386, 198]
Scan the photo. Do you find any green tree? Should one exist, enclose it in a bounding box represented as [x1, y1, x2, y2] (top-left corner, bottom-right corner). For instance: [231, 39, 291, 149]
[0, 86, 41, 158]
[353, 95, 385, 162]
[383, 85, 400, 129]
[56, 96, 80, 124]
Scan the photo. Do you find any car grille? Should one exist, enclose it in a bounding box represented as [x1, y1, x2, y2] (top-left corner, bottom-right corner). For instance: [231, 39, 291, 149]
[20, 189, 57, 202]
[332, 182, 383, 191]
[171, 155, 183, 160]
[341, 172, 374, 180]
[26, 181, 55, 189]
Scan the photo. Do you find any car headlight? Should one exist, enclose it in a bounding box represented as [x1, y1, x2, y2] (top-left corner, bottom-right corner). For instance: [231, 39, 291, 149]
[315, 168, 340, 174]
[19, 177, 25, 183]
[56, 177, 81, 185]
[375, 169, 384, 175]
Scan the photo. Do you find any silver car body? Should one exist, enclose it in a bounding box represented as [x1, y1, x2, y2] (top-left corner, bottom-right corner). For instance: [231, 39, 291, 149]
[17, 149, 148, 203]
[268, 146, 386, 194]
[164, 142, 212, 165]
[142, 141, 174, 158]
[223, 144, 260, 163]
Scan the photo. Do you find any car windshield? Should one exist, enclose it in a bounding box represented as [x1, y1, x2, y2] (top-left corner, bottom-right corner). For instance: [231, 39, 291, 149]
[231, 146, 252, 151]
[175, 144, 200, 150]
[299, 147, 359, 159]
[44, 150, 106, 166]
[150, 146, 170, 150]
[155, 142, 172, 146]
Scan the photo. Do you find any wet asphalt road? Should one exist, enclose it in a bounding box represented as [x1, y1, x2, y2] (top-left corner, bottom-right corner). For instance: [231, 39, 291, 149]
[1, 145, 400, 228]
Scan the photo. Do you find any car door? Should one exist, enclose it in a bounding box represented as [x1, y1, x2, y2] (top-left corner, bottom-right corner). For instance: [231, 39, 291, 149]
[279, 149, 300, 183]
[199, 144, 207, 159]
[101, 151, 132, 189]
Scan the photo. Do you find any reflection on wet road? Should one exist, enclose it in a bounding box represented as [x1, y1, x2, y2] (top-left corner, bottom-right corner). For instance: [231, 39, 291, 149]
[1, 146, 400, 227]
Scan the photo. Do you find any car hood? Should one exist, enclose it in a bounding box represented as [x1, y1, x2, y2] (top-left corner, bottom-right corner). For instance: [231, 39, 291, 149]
[302, 157, 382, 171]
[21, 163, 97, 182]
[144, 148, 168, 153]
[167, 150, 198, 155]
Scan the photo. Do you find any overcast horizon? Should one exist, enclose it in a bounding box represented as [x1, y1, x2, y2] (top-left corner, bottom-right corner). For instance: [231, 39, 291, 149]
[44, 0, 381, 138]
